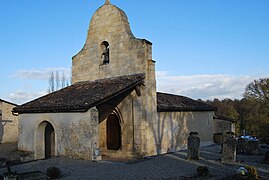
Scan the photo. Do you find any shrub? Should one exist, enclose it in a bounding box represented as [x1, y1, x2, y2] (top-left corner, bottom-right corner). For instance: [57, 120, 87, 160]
[245, 165, 259, 180]
[46, 167, 61, 179]
[197, 166, 209, 177]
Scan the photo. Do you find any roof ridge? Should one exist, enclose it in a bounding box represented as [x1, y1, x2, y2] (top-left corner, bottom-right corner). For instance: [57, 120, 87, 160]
[75, 73, 145, 85]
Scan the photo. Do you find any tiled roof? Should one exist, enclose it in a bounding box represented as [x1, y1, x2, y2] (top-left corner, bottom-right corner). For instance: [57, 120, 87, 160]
[213, 115, 237, 123]
[13, 74, 145, 114]
[13, 74, 216, 114]
[157, 92, 216, 112]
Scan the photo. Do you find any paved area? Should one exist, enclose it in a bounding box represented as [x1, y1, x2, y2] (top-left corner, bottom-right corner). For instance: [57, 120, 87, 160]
[0, 143, 269, 179]
[0, 143, 20, 162]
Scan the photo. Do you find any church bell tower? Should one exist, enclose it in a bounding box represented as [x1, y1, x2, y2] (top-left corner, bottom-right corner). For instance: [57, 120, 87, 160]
[72, 0, 155, 84]
[72, 0, 158, 156]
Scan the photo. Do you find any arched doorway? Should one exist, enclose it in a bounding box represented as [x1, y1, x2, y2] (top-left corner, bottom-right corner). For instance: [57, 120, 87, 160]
[45, 123, 55, 158]
[106, 113, 121, 150]
[36, 121, 56, 159]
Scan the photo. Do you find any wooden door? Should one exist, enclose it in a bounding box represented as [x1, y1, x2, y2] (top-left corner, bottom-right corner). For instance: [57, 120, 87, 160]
[106, 114, 121, 150]
[45, 123, 55, 158]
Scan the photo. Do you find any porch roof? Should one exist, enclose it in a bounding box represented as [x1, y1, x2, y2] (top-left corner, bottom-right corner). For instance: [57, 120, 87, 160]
[13, 74, 145, 114]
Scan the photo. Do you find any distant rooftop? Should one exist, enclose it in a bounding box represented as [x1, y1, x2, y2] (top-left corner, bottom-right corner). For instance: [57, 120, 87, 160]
[214, 115, 237, 123]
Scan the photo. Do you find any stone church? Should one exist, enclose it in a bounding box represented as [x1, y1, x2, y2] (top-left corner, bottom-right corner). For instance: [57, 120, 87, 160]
[13, 0, 215, 160]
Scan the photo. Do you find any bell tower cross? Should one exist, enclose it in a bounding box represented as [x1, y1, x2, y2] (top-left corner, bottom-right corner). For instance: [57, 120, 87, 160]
[105, 0, 110, 5]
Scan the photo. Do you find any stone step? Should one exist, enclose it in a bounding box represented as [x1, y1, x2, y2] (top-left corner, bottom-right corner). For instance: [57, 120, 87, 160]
[101, 150, 143, 159]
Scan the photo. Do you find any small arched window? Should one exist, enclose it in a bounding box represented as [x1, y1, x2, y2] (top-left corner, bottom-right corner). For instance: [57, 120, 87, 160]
[101, 41, 109, 64]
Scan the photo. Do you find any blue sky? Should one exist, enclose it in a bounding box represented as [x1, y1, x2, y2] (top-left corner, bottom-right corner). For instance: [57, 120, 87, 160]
[1, 0, 269, 104]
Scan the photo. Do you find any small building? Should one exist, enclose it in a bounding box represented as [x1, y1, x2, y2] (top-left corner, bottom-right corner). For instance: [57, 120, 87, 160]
[13, 1, 215, 160]
[213, 115, 236, 144]
[0, 99, 18, 143]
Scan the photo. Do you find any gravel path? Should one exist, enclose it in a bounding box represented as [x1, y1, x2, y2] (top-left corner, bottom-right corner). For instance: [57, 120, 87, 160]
[0, 144, 269, 179]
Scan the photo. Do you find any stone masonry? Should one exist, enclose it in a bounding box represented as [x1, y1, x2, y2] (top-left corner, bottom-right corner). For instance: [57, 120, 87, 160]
[222, 132, 236, 163]
[72, 2, 157, 157]
[0, 100, 18, 143]
[187, 132, 200, 160]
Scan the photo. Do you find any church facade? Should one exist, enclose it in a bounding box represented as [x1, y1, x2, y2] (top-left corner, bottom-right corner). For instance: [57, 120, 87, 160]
[13, 1, 215, 160]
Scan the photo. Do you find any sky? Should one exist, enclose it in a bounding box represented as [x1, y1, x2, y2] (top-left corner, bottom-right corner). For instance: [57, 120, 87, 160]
[0, 0, 268, 105]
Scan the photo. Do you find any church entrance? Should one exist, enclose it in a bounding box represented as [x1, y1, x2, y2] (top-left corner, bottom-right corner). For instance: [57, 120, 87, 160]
[36, 121, 56, 159]
[106, 113, 121, 150]
[44, 122, 55, 158]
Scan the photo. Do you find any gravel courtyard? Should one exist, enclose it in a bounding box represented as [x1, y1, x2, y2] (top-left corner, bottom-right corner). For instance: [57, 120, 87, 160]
[0, 143, 269, 179]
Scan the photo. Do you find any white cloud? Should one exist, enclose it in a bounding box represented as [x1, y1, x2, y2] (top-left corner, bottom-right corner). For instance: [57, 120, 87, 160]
[8, 90, 47, 105]
[156, 71, 264, 100]
[6, 67, 71, 104]
[11, 67, 71, 80]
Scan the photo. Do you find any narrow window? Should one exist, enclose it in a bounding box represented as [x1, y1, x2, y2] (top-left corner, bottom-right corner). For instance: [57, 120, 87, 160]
[101, 41, 109, 64]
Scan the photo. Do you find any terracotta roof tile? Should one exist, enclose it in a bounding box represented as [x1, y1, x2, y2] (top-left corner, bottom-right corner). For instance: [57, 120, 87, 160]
[13, 75, 215, 114]
[157, 92, 216, 112]
[13, 74, 145, 113]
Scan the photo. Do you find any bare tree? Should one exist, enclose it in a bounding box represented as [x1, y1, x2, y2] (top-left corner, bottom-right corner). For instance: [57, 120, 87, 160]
[48, 70, 70, 93]
[48, 71, 55, 93]
[61, 71, 66, 88]
[55, 70, 60, 90]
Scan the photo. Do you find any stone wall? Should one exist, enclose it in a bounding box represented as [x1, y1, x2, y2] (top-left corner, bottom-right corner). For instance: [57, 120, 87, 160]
[98, 88, 214, 158]
[145, 111, 214, 155]
[0, 101, 18, 143]
[18, 107, 99, 160]
[213, 119, 235, 134]
[99, 89, 155, 158]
